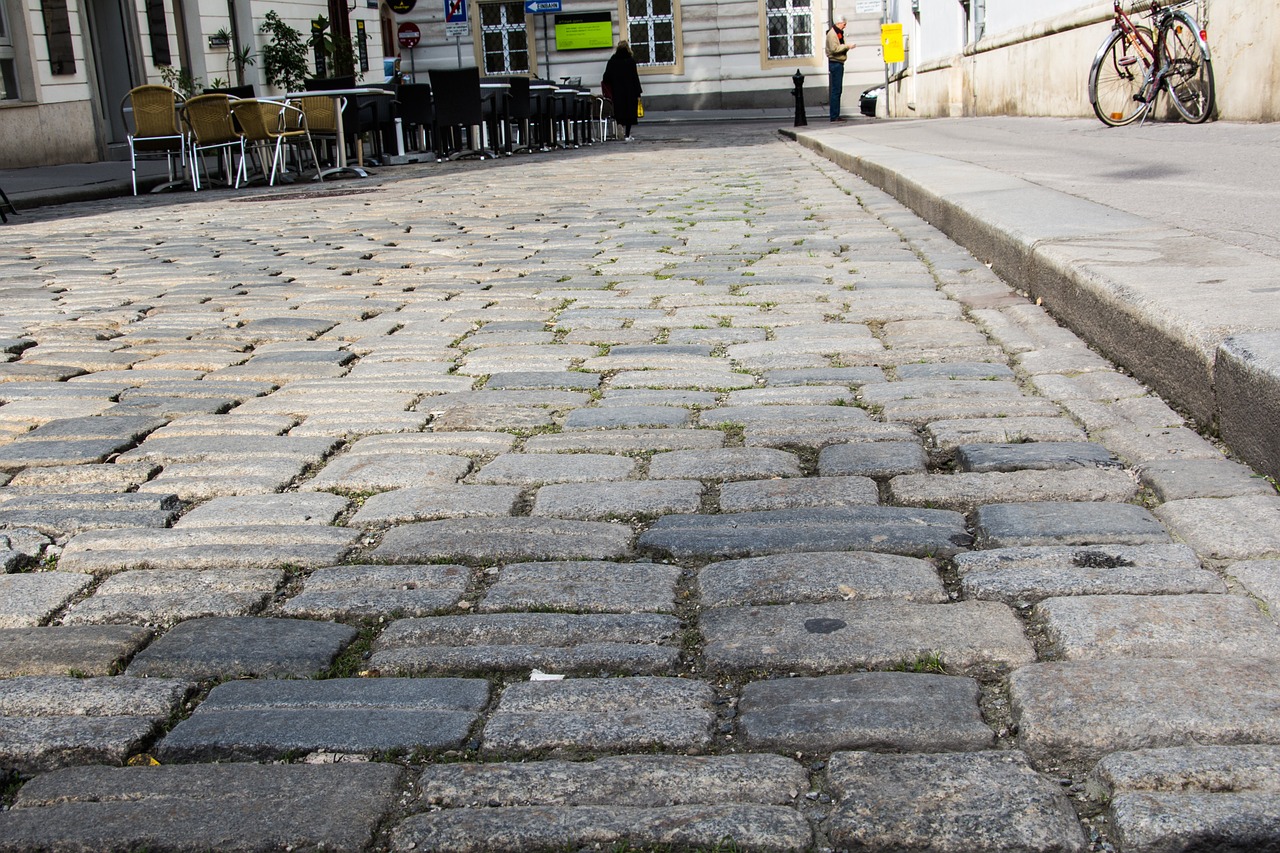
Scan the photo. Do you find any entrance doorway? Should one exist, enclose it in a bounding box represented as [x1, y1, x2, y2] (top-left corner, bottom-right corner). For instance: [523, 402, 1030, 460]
[86, 0, 138, 146]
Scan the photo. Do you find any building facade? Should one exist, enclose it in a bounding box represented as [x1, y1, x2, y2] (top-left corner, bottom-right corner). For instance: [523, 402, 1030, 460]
[880, 0, 1280, 122]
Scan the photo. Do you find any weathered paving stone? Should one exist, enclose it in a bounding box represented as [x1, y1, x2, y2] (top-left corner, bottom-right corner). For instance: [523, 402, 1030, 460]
[531, 480, 702, 520]
[975, 502, 1171, 548]
[303, 452, 472, 492]
[524, 428, 725, 454]
[116, 434, 339, 465]
[640, 506, 972, 560]
[350, 484, 521, 525]
[1088, 745, 1280, 853]
[0, 572, 92, 628]
[927, 416, 1088, 452]
[956, 544, 1224, 606]
[818, 441, 928, 477]
[563, 406, 691, 430]
[5, 461, 160, 493]
[1154, 495, 1280, 562]
[157, 677, 489, 762]
[479, 561, 682, 613]
[698, 551, 946, 607]
[1138, 457, 1277, 501]
[58, 525, 360, 574]
[370, 612, 680, 675]
[826, 750, 1088, 852]
[745, 421, 919, 449]
[282, 564, 469, 619]
[646, 448, 802, 482]
[895, 362, 1015, 380]
[1009, 659, 1280, 767]
[608, 368, 755, 390]
[486, 371, 601, 391]
[738, 672, 993, 752]
[718, 475, 879, 512]
[61, 568, 283, 626]
[1033, 593, 1280, 660]
[374, 518, 633, 563]
[0, 675, 190, 773]
[889, 469, 1138, 511]
[598, 389, 719, 408]
[136, 459, 310, 500]
[125, 616, 358, 680]
[955, 441, 1121, 472]
[0, 438, 150, 471]
[0, 491, 182, 536]
[0, 762, 403, 852]
[701, 601, 1034, 673]
[19, 415, 168, 443]
[472, 453, 637, 485]
[173, 492, 349, 528]
[0, 625, 152, 677]
[480, 677, 715, 754]
[727, 385, 857, 406]
[1229, 559, 1280, 620]
[764, 367, 886, 386]
[700, 404, 874, 433]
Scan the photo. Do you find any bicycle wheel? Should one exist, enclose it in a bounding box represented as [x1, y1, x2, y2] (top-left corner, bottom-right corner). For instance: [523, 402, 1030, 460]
[1162, 11, 1215, 123]
[1089, 27, 1153, 127]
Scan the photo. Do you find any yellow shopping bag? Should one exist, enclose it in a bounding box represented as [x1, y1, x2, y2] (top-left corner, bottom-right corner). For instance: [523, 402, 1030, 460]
[636, 98, 644, 118]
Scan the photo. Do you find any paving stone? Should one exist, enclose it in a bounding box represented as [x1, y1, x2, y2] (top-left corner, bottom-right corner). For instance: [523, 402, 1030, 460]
[350, 484, 521, 525]
[486, 371, 601, 391]
[955, 441, 1121, 472]
[144, 414, 295, 438]
[699, 404, 873, 433]
[956, 544, 1224, 606]
[481, 677, 714, 754]
[1154, 495, 1280, 562]
[116, 434, 339, 465]
[889, 468, 1138, 511]
[0, 625, 152, 677]
[0, 762, 402, 852]
[0, 438, 149, 471]
[640, 506, 972, 560]
[726, 386, 858, 406]
[717, 475, 878, 512]
[0, 491, 181, 536]
[927, 417, 1088, 452]
[480, 560, 682, 613]
[472, 453, 636, 485]
[975, 501, 1171, 548]
[420, 390, 592, 412]
[531, 479, 703, 520]
[738, 672, 993, 752]
[135, 459, 309, 500]
[370, 612, 680, 675]
[716, 542, 939, 604]
[524, 428, 725, 454]
[375, 518, 633, 563]
[562, 405, 692, 430]
[288, 410, 431, 437]
[58, 525, 359, 574]
[1033, 593, 1280, 661]
[0, 572, 93, 628]
[646, 447, 802, 482]
[597, 389, 719, 408]
[818, 441, 928, 477]
[1137, 457, 1278, 501]
[20, 414, 167, 442]
[745, 421, 919, 449]
[826, 750, 1088, 852]
[882, 396, 1065, 425]
[1009, 659, 1280, 767]
[282, 564, 469, 618]
[157, 677, 488, 762]
[344, 431, 518, 456]
[125, 616, 358, 680]
[304, 452, 472, 492]
[174, 493, 349, 527]
[1229, 560, 1280, 622]
[894, 362, 1015, 380]
[62, 568, 283, 626]
[5, 462, 160, 493]
[701, 600, 1034, 673]
[763, 367, 887, 386]
[608, 368, 756, 390]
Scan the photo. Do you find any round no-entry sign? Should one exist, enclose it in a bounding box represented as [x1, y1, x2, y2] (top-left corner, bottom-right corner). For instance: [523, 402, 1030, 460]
[397, 22, 421, 48]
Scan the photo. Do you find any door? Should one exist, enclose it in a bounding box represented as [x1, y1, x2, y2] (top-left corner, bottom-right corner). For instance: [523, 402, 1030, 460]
[86, 0, 138, 145]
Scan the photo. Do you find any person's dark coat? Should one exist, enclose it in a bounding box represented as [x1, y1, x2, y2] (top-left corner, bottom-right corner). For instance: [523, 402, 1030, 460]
[603, 45, 642, 127]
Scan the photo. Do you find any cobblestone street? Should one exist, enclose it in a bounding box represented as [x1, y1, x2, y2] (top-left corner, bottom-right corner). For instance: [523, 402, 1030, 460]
[1, 122, 1279, 852]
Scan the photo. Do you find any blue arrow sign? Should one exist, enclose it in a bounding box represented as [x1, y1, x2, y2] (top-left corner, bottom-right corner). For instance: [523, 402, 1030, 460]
[524, 0, 560, 12]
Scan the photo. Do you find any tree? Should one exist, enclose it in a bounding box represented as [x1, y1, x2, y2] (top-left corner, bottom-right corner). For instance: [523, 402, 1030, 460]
[259, 11, 309, 93]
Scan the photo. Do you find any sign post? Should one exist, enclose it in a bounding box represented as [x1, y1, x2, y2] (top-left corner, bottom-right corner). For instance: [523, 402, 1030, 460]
[397, 21, 420, 82]
[524, 0, 560, 81]
[445, 0, 469, 66]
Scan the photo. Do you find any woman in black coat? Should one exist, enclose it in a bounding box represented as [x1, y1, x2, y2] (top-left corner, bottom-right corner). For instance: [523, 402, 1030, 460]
[602, 42, 642, 140]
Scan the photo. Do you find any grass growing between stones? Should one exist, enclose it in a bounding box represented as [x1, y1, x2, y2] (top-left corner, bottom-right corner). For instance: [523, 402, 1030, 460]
[889, 650, 946, 674]
[321, 622, 382, 680]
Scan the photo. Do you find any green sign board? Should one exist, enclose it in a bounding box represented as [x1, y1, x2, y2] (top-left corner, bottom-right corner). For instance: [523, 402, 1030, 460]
[554, 12, 613, 51]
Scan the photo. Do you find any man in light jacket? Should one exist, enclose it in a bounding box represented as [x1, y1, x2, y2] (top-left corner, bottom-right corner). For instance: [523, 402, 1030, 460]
[825, 16, 854, 122]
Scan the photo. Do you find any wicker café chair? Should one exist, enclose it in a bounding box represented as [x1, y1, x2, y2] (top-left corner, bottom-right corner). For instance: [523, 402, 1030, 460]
[183, 94, 245, 191]
[230, 98, 323, 187]
[291, 95, 344, 170]
[121, 85, 187, 195]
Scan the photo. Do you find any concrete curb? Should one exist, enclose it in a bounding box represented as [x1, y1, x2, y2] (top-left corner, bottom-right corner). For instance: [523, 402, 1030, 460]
[787, 128, 1280, 481]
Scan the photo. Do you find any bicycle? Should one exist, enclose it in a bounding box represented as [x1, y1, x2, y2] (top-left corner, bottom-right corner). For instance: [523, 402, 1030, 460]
[1088, 0, 1215, 127]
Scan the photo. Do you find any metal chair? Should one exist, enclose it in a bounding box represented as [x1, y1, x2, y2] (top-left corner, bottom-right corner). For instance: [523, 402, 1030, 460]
[428, 67, 489, 160]
[0, 184, 16, 223]
[183, 94, 244, 191]
[121, 85, 187, 195]
[230, 98, 322, 187]
[503, 76, 532, 154]
[291, 94, 344, 171]
[396, 84, 435, 154]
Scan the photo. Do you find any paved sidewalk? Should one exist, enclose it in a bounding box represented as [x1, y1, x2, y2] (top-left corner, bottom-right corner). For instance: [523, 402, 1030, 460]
[0, 119, 1278, 851]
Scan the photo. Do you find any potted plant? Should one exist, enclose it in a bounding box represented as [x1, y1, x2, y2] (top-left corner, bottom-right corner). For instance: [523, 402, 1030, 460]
[259, 11, 309, 93]
[208, 27, 232, 49]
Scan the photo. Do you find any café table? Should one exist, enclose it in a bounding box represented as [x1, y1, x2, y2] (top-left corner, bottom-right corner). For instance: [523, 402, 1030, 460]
[480, 80, 510, 156]
[284, 87, 397, 178]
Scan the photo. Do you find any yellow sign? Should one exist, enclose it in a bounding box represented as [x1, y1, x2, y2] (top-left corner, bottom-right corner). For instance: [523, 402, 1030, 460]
[881, 23, 904, 63]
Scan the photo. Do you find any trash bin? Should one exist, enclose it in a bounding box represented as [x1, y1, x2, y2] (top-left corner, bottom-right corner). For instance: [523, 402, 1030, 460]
[860, 85, 884, 117]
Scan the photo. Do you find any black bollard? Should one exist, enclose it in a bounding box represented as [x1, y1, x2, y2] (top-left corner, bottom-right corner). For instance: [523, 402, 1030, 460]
[792, 69, 807, 127]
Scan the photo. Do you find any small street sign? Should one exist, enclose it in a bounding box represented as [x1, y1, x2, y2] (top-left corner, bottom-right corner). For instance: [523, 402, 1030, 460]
[397, 21, 421, 47]
[444, 0, 469, 37]
[525, 0, 561, 13]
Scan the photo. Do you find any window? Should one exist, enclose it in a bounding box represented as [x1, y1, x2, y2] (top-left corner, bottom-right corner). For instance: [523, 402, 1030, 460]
[1, 0, 20, 98]
[626, 0, 675, 67]
[479, 1, 529, 75]
[765, 0, 812, 59]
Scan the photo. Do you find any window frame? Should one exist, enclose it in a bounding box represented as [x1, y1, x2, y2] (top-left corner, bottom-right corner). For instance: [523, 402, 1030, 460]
[758, 0, 821, 70]
[617, 0, 682, 76]
[0, 0, 23, 101]
[475, 0, 534, 77]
